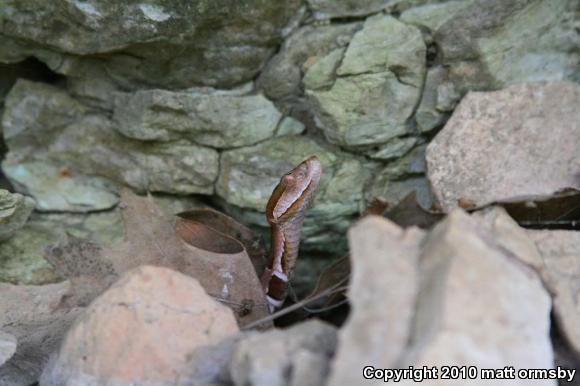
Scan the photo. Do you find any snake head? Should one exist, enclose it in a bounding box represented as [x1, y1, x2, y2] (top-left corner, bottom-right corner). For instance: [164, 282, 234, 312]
[266, 155, 322, 223]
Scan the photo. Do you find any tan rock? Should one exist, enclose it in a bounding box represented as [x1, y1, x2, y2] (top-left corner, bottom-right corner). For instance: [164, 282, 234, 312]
[328, 216, 425, 386]
[527, 229, 580, 357]
[427, 81, 580, 212]
[329, 210, 555, 385]
[40, 265, 239, 386]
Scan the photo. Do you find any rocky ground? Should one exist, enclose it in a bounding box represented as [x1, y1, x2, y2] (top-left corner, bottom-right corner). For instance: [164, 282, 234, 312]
[0, 0, 579, 385]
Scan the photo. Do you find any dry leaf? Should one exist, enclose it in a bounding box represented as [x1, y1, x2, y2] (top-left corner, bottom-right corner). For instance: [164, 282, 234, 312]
[45, 189, 270, 326]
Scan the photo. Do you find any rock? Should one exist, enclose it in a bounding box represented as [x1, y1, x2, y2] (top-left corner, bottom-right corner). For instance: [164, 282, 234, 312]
[410, 210, 553, 381]
[427, 81, 580, 212]
[476, 206, 580, 358]
[400, 1, 471, 32]
[434, 0, 579, 90]
[415, 66, 458, 133]
[302, 48, 346, 91]
[0, 331, 16, 367]
[2, 80, 219, 197]
[276, 116, 305, 137]
[113, 86, 283, 148]
[307, 15, 425, 149]
[0, 210, 123, 285]
[329, 210, 554, 385]
[230, 320, 337, 386]
[4, 162, 119, 212]
[527, 229, 580, 357]
[369, 137, 418, 161]
[307, 0, 390, 19]
[216, 135, 374, 252]
[0, 1, 302, 89]
[0, 189, 34, 241]
[0, 281, 83, 386]
[40, 266, 239, 386]
[367, 175, 434, 210]
[328, 216, 424, 386]
[257, 23, 360, 101]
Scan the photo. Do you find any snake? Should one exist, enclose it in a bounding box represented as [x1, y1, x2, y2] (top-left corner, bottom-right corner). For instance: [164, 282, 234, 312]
[260, 155, 322, 312]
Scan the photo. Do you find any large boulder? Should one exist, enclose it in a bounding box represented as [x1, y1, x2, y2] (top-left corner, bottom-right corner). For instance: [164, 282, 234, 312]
[40, 266, 239, 386]
[427, 81, 580, 212]
[329, 211, 554, 385]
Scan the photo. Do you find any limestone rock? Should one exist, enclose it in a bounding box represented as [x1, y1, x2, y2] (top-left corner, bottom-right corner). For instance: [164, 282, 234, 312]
[2, 80, 219, 198]
[328, 216, 424, 386]
[230, 320, 337, 386]
[113, 86, 282, 148]
[4, 162, 119, 213]
[0, 189, 34, 241]
[369, 137, 418, 161]
[258, 23, 360, 101]
[0, 0, 302, 89]
[400, 1, 471, 32]
[307, 15, 425, 149]
[216, 136, 374, 251]
[427, 81, 580, 212]
[40, 266, 239, 386]
[307, 0, 391, 19]
[415, 66, 458, 133]
[434, 0, 579, 91]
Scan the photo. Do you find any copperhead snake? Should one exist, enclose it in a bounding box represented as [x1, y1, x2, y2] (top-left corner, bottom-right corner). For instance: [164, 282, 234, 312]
[260, 155, 322, 312]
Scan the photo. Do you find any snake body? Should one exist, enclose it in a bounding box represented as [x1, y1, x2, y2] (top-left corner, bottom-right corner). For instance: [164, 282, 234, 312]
[260, 155, 322, 311]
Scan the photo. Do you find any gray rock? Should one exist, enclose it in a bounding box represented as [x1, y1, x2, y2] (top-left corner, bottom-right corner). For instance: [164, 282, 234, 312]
[3, 80, 219, 197]
[415, 66, 456, 133]
[4, 162, 118, 213]
[400, 1, 471, 32]
[427, 81, 580, 212]
[302, 48, 346, 91]
[435, 0, 579, 90]
[258, 23, 360, 101]
[0, 1, 302, 89]
[230, 320, 337, 386]
[307, 15, 425, 149]
[0, 331, 15, 368]
[275, 117, 305, 137]
[369, 137, 418, 161]
[113, 86, 282, 148]
[328, 216, 424, 386]
[216, 136, 373, 251]
[307, 0, 390, 19]
[0, 189, 34, 241]
[367, 175, 434, 209]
